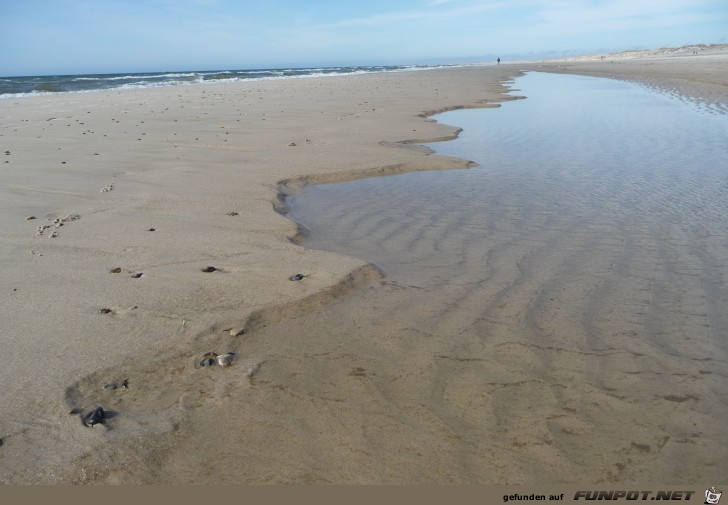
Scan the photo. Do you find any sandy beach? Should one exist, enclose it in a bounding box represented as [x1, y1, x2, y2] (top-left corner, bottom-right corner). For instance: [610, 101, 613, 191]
[1, 48, 727, 484]
[0, 65, 521, 483]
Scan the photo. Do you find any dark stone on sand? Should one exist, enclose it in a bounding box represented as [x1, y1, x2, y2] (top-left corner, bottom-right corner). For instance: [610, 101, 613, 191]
[131, 272, 143, 278]
[148, 228, 155, 231]
[98, 308, 113, 314]
[103, 382, 117, 390]
[82, 406, 106, 427]
[289, 273, 305, 281]
[227, 211, 239, 216]
[198, 351, 218, 368]
[110, 267, 122, 273]
[202, 266, 217, 273]
[122, 378, 129, 389]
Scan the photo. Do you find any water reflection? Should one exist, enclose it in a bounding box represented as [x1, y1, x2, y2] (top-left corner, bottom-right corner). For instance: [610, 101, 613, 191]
[281, 72, 728, 482]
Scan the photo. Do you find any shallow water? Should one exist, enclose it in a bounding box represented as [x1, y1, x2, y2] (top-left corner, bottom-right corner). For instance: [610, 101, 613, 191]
[277, 72, 728, 482]
[289, 72, 728, 282]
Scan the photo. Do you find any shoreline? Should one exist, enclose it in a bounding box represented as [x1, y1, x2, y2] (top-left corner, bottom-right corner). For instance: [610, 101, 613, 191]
[1, 49, 726, 482]
[515, 47, 728, 113]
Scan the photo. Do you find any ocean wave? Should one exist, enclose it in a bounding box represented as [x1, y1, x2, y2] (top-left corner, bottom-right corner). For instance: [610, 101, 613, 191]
[0, 64, 464, 99]
[72, 72, 201, 81]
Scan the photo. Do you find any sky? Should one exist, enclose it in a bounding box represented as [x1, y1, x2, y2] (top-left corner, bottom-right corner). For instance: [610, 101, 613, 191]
[1, 0, 726, 76]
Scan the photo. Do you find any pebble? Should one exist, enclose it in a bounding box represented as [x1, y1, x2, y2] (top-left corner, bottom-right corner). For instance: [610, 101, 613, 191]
[82, 406, 106, 427]
[110, 267, 122, 273]
[148, 228, 156, 232]
[227, 211, 239, 216]
[103, 383, 117, 390]
[201, 266, 217, 273]
[217, 353, 235, 367]
[229, 327, 245, 337]
[98, 308, 113, 314]
[131, 272, 143, 278]
[198, 352, 218, 368]
[288, 142, 297, 146]
[25, 216, 36, 220]
[289, 273, 305, 281]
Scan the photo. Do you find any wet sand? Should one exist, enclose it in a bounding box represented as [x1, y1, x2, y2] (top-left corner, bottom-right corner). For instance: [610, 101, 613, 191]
[518, 44, 728, 113]
[1, 48, 727, 483]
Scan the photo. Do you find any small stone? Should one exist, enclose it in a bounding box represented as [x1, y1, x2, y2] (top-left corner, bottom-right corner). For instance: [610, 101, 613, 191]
[229, 327, 245, 337]
[25, 216, 36, 220]
[201, 266, 217, 273]
[82, 406, 106, 427]
[148, 228, 155, 232]
[110, 267, 122, 273]
[198, 352, 218, 368]
[103, 383, 117, 390]
[49, 231, 58, 238]
[131, 272, 143, 278]
[217, 353, 235, 367]
[289, 273, 305, 281]
[288, 142, 296, 147]
[98, 308, 113, 314]
[227, 211, 239, 216]
[122, 379, 129, 389]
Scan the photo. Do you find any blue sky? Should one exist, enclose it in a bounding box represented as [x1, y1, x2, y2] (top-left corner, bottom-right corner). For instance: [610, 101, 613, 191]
[1, 0, 726, 76]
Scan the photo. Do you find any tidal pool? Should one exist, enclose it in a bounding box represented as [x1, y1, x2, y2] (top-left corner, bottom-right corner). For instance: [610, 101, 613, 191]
[280, 72, 728, 482]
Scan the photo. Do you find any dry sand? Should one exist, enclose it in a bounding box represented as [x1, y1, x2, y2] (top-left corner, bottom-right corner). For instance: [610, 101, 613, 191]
[0, 48, 726, 484]
[0, 65, 520, 483]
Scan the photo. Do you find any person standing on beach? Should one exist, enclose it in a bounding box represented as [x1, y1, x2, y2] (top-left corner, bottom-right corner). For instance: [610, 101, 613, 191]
[497, 58, 501, 64]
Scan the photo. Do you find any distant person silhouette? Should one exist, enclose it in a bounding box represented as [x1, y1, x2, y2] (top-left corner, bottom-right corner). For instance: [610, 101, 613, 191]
[497, 58, 501, 64]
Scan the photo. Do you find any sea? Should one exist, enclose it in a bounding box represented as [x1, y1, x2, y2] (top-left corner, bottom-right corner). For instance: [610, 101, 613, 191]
[0, 64, 458, 99]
